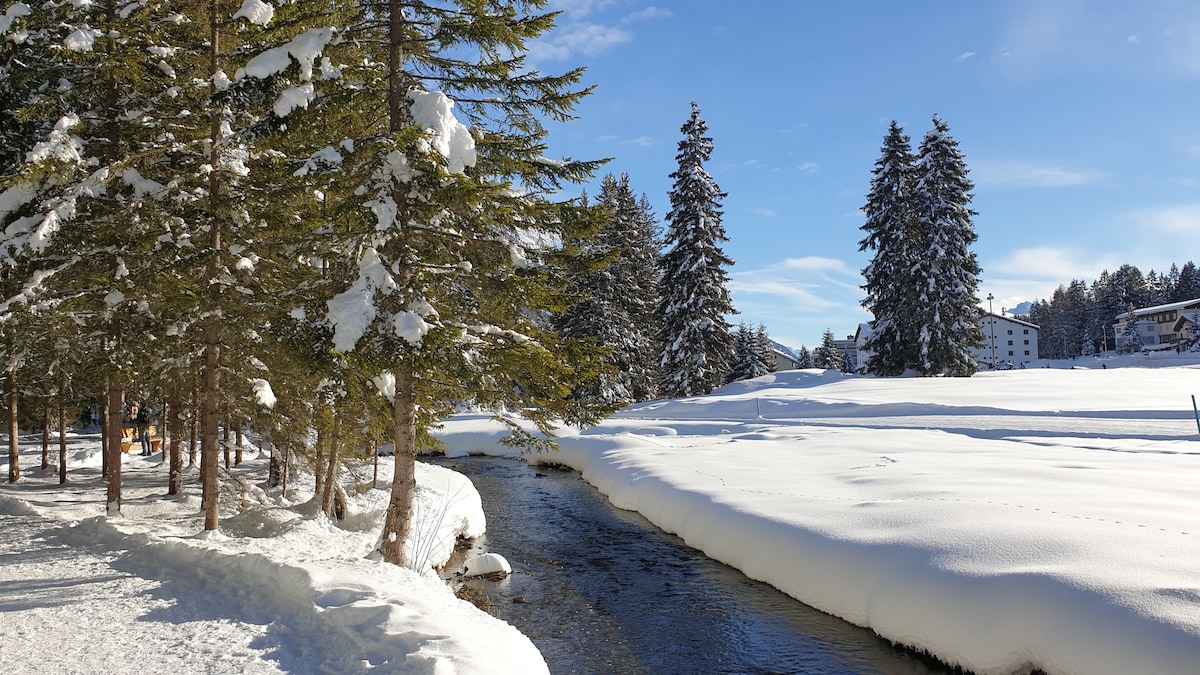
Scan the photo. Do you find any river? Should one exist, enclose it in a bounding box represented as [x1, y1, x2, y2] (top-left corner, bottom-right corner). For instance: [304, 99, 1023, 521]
[431, 456, 954, 675]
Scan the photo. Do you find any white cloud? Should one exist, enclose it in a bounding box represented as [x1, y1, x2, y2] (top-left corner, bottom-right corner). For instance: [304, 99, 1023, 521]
[625, 6, 672, 22]
[622, 135, 656, 147]
[796, 162, 818, 173]
[973, 161, 1104, 188]
[989, 246, 1118, 280]
[1126, 203, 1200, 236]
[549, 0, 617, 19]
[528, 23, 631, 61]
[750, 208, 777, 217]
[956, 51, 976, 62]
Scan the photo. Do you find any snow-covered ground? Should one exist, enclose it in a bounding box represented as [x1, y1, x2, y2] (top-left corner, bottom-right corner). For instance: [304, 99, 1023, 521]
[438, 355, 1200, 675]
[0, 438, 547, 674]
[3, 353, 1199, 674]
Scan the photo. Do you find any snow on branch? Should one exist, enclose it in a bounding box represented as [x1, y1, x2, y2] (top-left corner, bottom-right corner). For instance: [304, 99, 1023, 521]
[232, 0, 274, 26]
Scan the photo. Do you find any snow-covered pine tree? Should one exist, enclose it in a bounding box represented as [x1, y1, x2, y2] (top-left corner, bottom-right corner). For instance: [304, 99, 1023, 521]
[556, 173, 661, 405]
[656, 102, 735, 398]
[813, 329, 842, 371]
[796, 345, 813, 369]
[0, 0, 209, 503]
[910, 116, 983, 376]
[840, 348, 857, 374]
[859, 121, 919, 376]
[1121, 304, 1145, 353]
[754, 324, 776, 374]
[1173, 262, 1200, 302]
[631, 193, 664, 399]
[727, 323, 754, 382]
[281, 1, 610, 567]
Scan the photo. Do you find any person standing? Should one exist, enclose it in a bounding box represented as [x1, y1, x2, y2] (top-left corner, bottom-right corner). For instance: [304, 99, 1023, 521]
[125, 403, 152, 456]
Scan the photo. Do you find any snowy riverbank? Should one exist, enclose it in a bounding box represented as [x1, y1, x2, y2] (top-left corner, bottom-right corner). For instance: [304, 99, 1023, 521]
[0, 441, 547, 674]
[438, 362, 1200, 675]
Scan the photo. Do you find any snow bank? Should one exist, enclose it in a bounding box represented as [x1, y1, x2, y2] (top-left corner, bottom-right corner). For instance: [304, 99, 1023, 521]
[439, 366, 1200, 675]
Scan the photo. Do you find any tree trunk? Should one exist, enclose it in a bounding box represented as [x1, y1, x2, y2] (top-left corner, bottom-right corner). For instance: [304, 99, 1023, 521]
[321, 410, 342, 518]
[200, 0, 223, 531]
[167, 392, 183, 495]
[188, 389, 198, 468]
[313, 414, 326, 500]
[7, 370, 19, 483]
[222, 410, 230, 469]
[380, 372, 417, 565]
[99, 397, 109, 478]
[104, 385, 123, 514]
[40, 397, 50, 471]
[234, 421, 243, 465]
[57, 374, 67, 485]
[200, 340, 221, 530]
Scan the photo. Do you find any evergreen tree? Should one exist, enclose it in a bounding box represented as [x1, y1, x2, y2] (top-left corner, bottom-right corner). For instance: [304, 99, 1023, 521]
[859, 121, 918, 376]
[754, 324, 776, 374]
[909, 116, 983, 376]
[813, 329, 842, 371]
[300, 1, 611, 567]
[1173, 261, 1200, 302]
[656, 102, 735, 398]
[1122, 304, 1145, 353]
[728, 323, 761, 382]
[557, 173, 661, 405]
[840, 348, 857, 374]
[796, 345, 813, 369]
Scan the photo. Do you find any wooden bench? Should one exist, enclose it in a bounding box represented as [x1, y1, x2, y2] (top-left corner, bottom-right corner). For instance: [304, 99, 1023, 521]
[121, 426, 163, 454]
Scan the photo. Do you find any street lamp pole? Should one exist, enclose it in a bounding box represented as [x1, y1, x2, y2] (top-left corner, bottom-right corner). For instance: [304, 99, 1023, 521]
[987, 293, 995, 369]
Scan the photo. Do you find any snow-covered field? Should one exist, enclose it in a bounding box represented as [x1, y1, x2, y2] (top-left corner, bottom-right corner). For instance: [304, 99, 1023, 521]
[3, 354, 1200, 674]
[438, 356, 1200, 675]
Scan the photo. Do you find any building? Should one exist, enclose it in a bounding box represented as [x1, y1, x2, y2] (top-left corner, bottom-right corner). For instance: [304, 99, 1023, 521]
[975, 313, 1039, 369]
[1114, 298, 1200, 351]
[854, 316, 1040, 373]
[770, 343, 801, 371]
[853, 323, 872, 374]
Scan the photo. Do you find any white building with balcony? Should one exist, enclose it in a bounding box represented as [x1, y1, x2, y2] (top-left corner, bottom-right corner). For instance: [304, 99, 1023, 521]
[1114, 298, 1200, 351]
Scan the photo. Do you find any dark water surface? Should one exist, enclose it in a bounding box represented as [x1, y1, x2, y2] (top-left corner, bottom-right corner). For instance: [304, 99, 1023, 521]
[431, 456, 953, 675]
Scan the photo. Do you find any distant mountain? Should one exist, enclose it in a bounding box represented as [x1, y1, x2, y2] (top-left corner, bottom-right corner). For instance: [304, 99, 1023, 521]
[1007, 301, 1033, 317]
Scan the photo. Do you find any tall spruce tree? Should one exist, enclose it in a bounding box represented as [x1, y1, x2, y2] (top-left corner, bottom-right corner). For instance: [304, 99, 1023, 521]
[754, 324, 776, 374]
[909, 116, 983, 376]
[656, 102, 735, 398]
[859, 121, 919, 376]
[557, 173, 661, 405]
[813, 329, 842, 371]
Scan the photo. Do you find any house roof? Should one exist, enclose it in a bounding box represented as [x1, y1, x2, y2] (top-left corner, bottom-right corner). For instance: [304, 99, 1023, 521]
[1116, 298, 1200, 320]
[980, 312, 1040, 330]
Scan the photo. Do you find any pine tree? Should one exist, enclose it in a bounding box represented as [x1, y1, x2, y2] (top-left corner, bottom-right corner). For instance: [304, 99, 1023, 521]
[859, 121, 919, 376]
[1174, 261, 1200, 302]
[656, 102, 735, 398]
[909, 116, 983, 376]
[813, 329, 842, 371]
[290, 1, 610, 567]
[796, 345, 813, 369]
[754, 324, 776, 374]
[840, 349, 857, 374]
[1122, 304, 1145, 353]
[557, 173, 661, 405]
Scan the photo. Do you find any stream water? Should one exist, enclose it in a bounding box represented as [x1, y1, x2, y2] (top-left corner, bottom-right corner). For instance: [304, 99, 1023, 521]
[431, 456, 954, 675]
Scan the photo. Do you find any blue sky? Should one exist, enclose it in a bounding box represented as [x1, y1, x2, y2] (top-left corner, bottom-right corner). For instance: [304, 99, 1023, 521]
[530, 0, 1200, 349]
